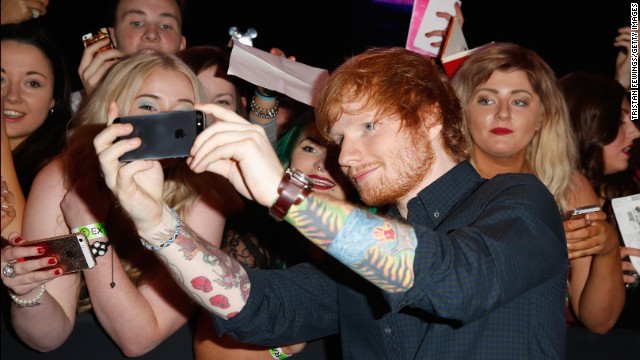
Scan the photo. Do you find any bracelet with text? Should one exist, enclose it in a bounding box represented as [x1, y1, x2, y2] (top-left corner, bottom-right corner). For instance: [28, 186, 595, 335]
[268, 347, 291, 359]
[71, 223, 106, 240]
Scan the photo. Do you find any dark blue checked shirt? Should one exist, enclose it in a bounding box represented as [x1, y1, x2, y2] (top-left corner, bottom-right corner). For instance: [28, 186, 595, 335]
[214, 161, 568, 359]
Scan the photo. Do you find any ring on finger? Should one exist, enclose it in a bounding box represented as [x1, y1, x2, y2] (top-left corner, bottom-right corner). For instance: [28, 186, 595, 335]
[2, 261, 17, 279]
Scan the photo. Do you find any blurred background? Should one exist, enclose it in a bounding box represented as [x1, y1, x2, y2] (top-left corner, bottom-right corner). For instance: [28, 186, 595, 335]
[30, 0, 630, 91]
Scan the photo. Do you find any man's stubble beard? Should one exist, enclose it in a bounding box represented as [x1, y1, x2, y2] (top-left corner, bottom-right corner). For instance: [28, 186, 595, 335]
[356, 129, 434, 207]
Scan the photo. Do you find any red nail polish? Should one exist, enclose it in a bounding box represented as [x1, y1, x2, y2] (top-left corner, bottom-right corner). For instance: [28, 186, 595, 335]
[37, 247, 45, 254]
[54, 269, 62, 276]
[48, 258, 56, 265]
[14, 236, 24, 244]
[16, 257, 25, 263]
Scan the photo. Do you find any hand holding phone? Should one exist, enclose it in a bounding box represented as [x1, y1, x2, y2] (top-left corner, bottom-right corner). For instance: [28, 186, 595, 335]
[19, 234, 97, 274]
[114, 110, 207, 162]
[569, 204, 601, 220]
[82, 27, 116, 54]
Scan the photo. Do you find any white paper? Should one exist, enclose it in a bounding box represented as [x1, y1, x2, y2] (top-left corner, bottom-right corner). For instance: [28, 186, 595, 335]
[227, 40, 330, 107]
[611, 193, 640, 272]
[411, 0, 461, 57]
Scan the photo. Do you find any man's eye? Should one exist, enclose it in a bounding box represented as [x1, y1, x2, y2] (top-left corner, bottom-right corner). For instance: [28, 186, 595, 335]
[364, 122, 375, 131]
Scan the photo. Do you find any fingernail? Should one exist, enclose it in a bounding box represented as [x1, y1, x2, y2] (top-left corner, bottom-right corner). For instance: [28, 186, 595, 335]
[14, 236, 24, 244]
[54, 269, 62, 276]
[48, 258, 57, 265]
[16, 257, 25, 263]
[37, 247, 45, 254]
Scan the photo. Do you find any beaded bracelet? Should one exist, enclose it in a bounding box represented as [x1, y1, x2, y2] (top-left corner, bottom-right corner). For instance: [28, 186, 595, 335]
[268, 347, 291, 359]
[250, 97, 279, 119]
[139, 207, 181, 251]
[91, 241, 110, 257]
[8, 284, 46, 307]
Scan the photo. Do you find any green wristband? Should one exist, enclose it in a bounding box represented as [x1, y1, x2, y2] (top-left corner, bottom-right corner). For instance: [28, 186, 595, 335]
[268, 347, 290, 359]
[71, 223, 106, 240]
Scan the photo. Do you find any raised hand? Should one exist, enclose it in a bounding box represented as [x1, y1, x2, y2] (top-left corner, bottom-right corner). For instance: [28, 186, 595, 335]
[614, 26, 635, 90]
[189, 103, 284, 207]
[93, 102, 166, 238]
[78, 36, 123, 96]
[424, 2, 464, 48]
[565, 210, 619, 260]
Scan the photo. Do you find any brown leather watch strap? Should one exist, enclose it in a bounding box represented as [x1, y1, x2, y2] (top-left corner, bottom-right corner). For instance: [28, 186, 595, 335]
[269, 169, 312, 221]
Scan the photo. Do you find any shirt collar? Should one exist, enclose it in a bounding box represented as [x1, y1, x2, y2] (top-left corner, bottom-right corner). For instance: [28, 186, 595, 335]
[388, 161, 485, 226]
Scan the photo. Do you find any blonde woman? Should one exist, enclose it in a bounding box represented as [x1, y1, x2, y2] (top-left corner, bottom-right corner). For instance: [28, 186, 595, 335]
[451, 42, 625, 334]
[1, 52, 226, 357]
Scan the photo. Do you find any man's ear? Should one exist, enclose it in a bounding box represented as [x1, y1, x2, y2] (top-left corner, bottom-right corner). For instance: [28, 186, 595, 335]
[424, 103, 442, 128]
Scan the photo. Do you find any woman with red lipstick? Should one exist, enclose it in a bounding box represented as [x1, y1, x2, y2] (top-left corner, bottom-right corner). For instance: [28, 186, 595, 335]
[560, 72, 640, 335]
[451, 43, 627, 339]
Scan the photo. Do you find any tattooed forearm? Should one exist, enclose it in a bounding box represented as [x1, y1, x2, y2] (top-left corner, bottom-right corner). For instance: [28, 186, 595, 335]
[150, 220, 250, 320]
[287, 195, 416, 292]
[286, 194, 351, 249]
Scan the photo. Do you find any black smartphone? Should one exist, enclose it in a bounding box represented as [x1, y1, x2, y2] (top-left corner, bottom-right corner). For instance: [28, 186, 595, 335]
[19, 234, 97, 274]
[113, 110, 206, 162]
[82, 27, 116, 53]
[569, 204, 601, 220]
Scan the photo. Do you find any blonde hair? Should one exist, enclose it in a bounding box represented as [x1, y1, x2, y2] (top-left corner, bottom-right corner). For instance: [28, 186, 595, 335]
[66, 52, 214, 214]
[64, 53, 217, 311]
[451, 43, 577, 213]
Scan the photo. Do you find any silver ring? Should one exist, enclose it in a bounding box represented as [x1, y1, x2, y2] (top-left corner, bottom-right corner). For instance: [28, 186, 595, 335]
[31, 9, 40, 18]
[3, 261, 17, 279]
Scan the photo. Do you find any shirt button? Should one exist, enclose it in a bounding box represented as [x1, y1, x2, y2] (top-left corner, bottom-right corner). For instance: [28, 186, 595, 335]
[433, 210, 440, 218]
[384, 325, 392, 335]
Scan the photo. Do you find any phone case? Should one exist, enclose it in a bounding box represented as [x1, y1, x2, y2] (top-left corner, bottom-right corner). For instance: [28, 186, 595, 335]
[570, 204, 600, 220]
[82, 27, 115, 53]
[114, 110, 206, 162]
[20, 234, 97, 274]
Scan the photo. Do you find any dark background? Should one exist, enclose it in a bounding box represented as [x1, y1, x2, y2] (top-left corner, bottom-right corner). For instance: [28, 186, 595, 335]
[27, 0, 631, 92]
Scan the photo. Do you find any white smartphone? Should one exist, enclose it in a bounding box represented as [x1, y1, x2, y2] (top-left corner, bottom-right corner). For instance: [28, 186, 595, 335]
[569, 204, 601, 220]
[19, 234, 97, 274]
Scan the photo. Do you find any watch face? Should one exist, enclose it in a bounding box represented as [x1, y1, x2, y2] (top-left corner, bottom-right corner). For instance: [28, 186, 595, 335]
[288, 168, 313, 190]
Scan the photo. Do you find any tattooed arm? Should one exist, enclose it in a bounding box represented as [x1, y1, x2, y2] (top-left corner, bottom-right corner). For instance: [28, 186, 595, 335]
[286, 194, 417, 292]
[149, 212, 250, 319]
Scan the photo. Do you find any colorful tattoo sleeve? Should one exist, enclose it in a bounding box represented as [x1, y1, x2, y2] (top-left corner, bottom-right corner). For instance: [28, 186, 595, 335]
[152, 221, 250, 320]
[286, 195, 417, 292]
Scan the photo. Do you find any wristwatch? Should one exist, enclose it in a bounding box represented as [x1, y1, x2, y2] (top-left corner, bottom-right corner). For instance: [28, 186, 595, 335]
[269, 168, 313, 221]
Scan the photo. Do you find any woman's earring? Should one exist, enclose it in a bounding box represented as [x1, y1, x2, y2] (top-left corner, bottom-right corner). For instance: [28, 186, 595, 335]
[49, 108, 54, 114]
